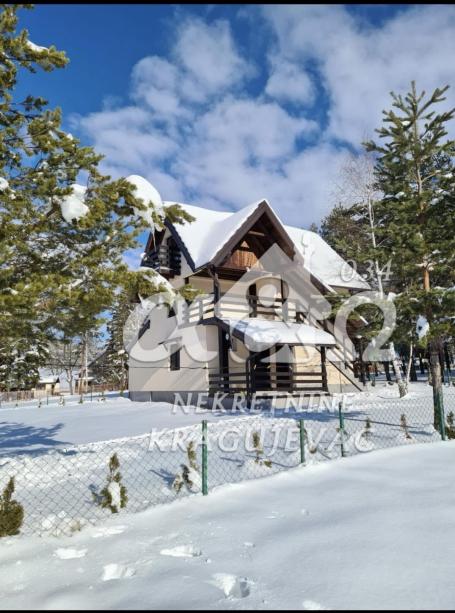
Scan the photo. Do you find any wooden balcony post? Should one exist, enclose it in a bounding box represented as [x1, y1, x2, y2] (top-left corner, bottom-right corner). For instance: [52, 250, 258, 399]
[280, 279, 289, 322]
[321, 345, 328, 392]
[212, 268, 220, 318]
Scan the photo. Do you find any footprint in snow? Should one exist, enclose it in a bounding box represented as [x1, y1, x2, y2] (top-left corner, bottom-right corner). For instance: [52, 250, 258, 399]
[102, 563, 136, 581]
[302, 599, 327, 610]
[91, 525, 126, 538]
[160, 545, 202, 558]
[209, 573, 251, 599]
[265, 513, 284, 520]
[54, 548, 87, 560]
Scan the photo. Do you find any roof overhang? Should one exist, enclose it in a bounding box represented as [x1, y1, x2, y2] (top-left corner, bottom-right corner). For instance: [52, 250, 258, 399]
[217, 317, 336, 352]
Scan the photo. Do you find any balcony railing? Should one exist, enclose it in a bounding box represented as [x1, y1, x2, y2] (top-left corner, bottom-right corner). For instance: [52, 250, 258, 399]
[182, 293, 305, 325]
[208, 367, 325, 395]
[141, 245, 181, 275]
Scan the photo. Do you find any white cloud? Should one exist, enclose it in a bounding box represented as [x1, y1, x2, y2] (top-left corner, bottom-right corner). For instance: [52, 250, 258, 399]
[261, 4, 455, 145]
[265, 60, 315, 106]
[174, 18, 254, 99]
[131, 56, 184, 118]
[73, 7, 455, 229]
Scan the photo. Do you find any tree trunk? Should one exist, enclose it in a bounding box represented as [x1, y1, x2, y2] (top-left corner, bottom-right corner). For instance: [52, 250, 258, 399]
[429, 338, 444, 433]
[390, 342, 407, 397]
[383, 361, 392, 382]
[67, 369, 73, 395]
[418, 352, 425, 375]
[410, 353, 418, 382]
[405, 343, 414, 386]
[444, 343, 451, 375]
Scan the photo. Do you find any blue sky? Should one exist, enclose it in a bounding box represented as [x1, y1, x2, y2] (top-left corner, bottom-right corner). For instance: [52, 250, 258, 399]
[16, 3, 455, 236]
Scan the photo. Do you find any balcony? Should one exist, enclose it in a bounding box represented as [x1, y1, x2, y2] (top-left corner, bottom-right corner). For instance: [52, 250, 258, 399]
[181, 293, 306, 325]
[141, 244, 181, 276]
[208, 367, 325, 395]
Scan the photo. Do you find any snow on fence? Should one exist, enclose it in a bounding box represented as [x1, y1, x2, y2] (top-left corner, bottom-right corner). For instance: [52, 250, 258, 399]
[0, 391, 454, 538]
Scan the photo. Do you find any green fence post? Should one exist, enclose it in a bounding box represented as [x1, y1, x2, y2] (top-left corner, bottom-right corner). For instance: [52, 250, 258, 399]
[437, 393, 446, 441]
[202, 420, 208, 495]
[298, 419, 306, 465]
[338, 401, 346, 458]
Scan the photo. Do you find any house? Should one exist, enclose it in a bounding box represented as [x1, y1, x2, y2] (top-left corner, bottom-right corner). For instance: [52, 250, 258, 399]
[128, 199, 370, 406]
[32, 371, 60, 398]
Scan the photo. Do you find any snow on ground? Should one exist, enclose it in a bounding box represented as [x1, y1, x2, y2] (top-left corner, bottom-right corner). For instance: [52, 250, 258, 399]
[1, 442, 455, 610]
[0, 381, 449, 454]
[0, 382, 452, 536]
[0, 392, 232, 455]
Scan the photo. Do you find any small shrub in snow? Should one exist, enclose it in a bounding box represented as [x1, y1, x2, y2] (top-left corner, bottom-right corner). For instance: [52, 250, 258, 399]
[92, 453, 128, 513]
[252, 431, 272, 468]
[400, 414, 412, 440]
[446, 411, 455, 440]
[364, 417, 372, 440]
[0, 477, 24, 537]
[173, 441, 201, 493]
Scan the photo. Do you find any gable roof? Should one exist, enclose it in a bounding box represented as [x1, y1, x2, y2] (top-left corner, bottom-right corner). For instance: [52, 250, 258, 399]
[285, 226, 369, 290]
[163, 200, 370, 291]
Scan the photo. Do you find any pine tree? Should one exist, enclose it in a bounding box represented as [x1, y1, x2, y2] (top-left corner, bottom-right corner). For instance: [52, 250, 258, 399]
[365, 83, 455, 429]
[0, 6, 192, 384]
[320, 204, 372, 279]
[173, 441, 201, 493]
[325, 152, 408, 396]
[364, 417, 372, 440]
[252, 431, 272, 468]
[92, 453, 128, 514]
[99, 288, 135, 390]
[0, 337, 48, 390]
[400, 413, 412, 440]
[446, 411, 455, 440]
[0, 477, 24, 537]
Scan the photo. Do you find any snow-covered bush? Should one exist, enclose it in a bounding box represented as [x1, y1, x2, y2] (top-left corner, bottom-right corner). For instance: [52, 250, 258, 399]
[173, 442, 201, 494]
[446, 411, 455, 440]
[92, 453, 128, 514]
[0, 477, 24, 537]
[400, 414, 412, 440]
[252, 431, 272, 468]
[364, 417, 372, 440]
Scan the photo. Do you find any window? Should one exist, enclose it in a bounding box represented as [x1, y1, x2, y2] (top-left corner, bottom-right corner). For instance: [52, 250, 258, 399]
[170, 344, 181, 371]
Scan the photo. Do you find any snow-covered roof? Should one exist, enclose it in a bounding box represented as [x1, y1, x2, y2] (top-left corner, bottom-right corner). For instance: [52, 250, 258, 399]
[37, 368, 59, 385]
[285, 226, 369, 290]
[221, 318, 336, 352]
[165, 201, 369, 291]
[171, 201, 262, 269]
[38, 376, 59, 385]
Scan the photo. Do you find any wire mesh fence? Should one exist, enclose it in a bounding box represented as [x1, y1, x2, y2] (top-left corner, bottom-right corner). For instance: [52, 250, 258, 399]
[0, 385, 119, 408]
[0, 389, 454, 538]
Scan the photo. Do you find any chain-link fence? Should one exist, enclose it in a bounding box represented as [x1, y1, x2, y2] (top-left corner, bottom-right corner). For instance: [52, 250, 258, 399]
[0, 385, 118, 408]
[0, 389, 454, 538]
